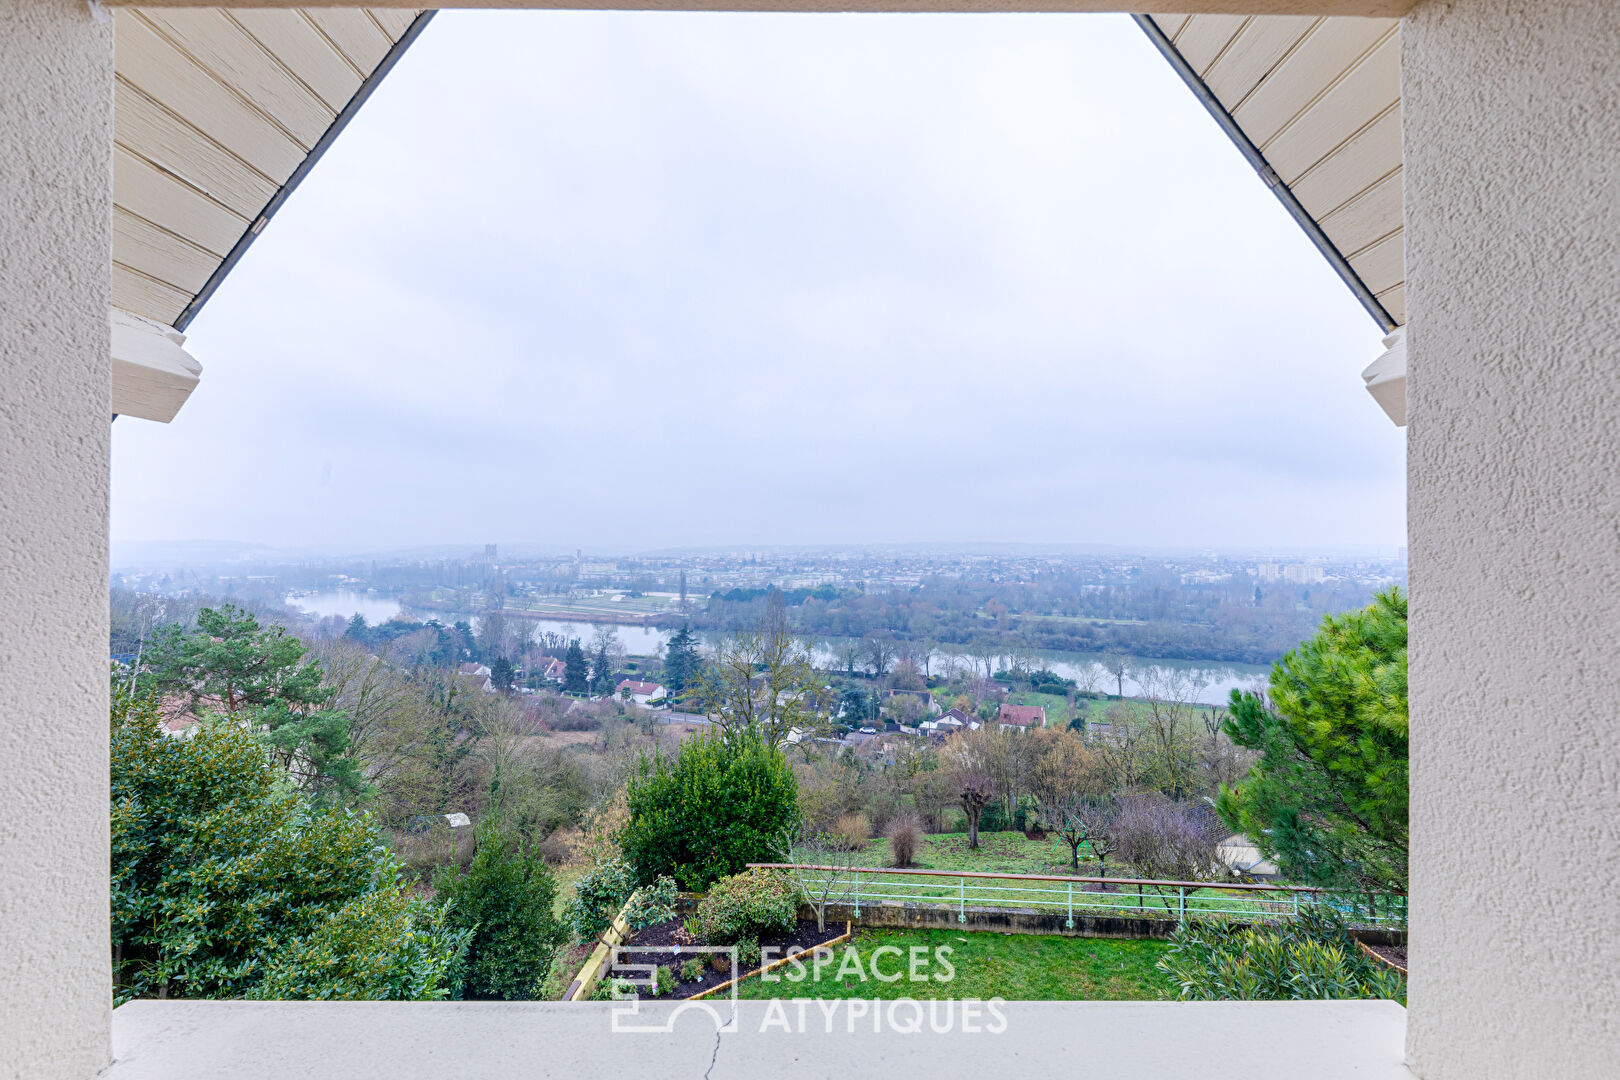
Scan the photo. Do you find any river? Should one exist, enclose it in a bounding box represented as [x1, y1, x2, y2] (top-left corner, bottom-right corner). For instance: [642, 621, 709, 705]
[286, 591, 1267, 704]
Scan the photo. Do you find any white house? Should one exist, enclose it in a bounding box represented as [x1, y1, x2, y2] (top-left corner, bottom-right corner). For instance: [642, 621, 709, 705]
[614, 679, 666, 706]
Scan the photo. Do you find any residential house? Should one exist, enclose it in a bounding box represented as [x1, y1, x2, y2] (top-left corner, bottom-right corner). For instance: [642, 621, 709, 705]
[614, 679, 666, 706]
[456, 662, 493, 693]
[997, 704, 1046, 731]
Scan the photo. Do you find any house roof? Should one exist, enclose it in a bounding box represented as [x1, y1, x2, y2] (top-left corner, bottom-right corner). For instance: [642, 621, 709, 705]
[112, 7, 430, 329]
[1142, 14, 1404, 329]
[615, 680, 664, 695]
[998, 704, 1046, 726]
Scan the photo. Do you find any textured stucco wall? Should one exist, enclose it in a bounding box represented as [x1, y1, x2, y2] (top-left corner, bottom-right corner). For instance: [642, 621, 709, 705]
[1403, 0, 1620, 1075]
[0, 1, 114, 1077]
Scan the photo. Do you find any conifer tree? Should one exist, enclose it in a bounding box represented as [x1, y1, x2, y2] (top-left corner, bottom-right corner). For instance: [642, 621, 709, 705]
[1218, 589, 1408, 894]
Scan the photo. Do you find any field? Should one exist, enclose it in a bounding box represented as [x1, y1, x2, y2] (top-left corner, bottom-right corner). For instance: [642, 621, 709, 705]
[734, 927, 1173, 1001]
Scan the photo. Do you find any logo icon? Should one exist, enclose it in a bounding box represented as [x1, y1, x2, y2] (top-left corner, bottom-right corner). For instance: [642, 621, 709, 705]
[607, 945, 740, 1034]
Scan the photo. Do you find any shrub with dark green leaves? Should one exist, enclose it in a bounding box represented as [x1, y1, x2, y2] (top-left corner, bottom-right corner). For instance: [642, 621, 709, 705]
[111, 692, 466, 1004]
[433, 821, 565, 1000]
[1157, 903, 1406, 1002]
[688, 869, 799, 945]
[680, 958, 706, 982]
[565, 855, 637, 943]
[624, 874, 679, 930]
[620, 727, 798, 890]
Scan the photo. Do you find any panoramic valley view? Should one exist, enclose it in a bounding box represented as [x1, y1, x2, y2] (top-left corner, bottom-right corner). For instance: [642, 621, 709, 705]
[66, 2, 1428, 1067]
[109, 540, 1409, 1005]
[14, 1, 1617, 1077]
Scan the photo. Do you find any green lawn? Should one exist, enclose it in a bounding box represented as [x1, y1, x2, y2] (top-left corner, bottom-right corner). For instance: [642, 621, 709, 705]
[842, 830, 1105, 876]
[734, 927, 1173, 1001]
[794, 831, 1297, 923]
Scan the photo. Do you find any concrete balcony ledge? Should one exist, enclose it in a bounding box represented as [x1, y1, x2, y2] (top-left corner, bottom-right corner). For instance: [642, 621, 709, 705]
[108, 999, 1412, 1079]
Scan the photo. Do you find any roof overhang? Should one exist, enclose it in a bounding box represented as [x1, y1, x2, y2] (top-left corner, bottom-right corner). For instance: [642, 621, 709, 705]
[110, 6, 432, 420]
[1139, 13, 1406, 424]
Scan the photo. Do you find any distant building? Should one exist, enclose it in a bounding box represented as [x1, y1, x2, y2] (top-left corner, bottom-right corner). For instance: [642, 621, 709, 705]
[615, 679, 667, 706]
[1217, 834, 1279, 878]
[1257, 562, 1326, 585]
[457, 662, 493, 693]
[884, 688, 938, 713]
[997, 704, 1046, 731]
[537, 657, 567, 683]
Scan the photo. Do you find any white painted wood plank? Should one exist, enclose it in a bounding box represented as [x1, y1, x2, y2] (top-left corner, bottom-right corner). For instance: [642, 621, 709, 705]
[1318, 169, 1402, 259]
[367, 8, 421, 40]
[1231, 17, 1393, 149]
[140, 9, 334, 150]
[116, 11, 306, 181]
[1376, 282, 1406, 326]
[113, 262, 193, 326]
[114, 80, 279, 220]
[111, 307, 202, 422]
[114, 145, 248, 257]
[1263, 33, 1400, 184]
[305, 9, 392, 73]
[228, 9, 364, 114]
[1347, 230, 1404, 297]
[1174, 14, 1250, 77]
[1289, 104, 1402, 219]
[113, 207, 218, 294]
[1152, 14, 1190, 41]
[1205, 16, 1319, 110]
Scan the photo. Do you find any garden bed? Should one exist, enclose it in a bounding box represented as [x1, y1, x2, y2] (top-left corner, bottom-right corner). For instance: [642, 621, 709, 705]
[605, 916, 850, 999]
[1358, 940, 1408, 973]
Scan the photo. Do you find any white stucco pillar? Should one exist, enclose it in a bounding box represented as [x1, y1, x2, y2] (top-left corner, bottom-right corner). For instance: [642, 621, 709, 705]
[1403, 0, 1620, 1076]
[0, 1, 115, 1076]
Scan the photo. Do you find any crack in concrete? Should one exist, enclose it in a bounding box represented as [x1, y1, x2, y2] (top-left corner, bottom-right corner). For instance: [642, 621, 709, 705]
[701, 1025, 723, 1080]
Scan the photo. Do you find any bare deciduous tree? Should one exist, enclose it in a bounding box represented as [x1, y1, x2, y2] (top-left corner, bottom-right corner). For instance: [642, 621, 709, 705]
[695, 590, 816, 746]
[1100, 649, 1131, 698]
[945, 733, 995, 849]
[1030, 729, 1109, 868]
[1105, 792, 1231, 912]
[1136, 667, 1212, 799]
[781, 825, 860, 933]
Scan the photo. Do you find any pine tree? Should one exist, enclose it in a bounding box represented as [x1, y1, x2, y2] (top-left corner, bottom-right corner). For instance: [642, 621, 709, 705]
[591, 641, 614, 696]
[562, 639, 588, 695]
[1218, 589, 1408, 894]
[662, 624, 699, 693]
[140, 604, 368, 806]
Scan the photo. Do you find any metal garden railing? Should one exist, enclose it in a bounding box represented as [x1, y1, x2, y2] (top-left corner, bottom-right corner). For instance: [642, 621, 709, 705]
[747, 863, 1407, 930]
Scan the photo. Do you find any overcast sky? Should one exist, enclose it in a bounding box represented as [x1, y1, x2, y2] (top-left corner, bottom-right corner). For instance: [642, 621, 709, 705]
[110, 12, 1406, 557]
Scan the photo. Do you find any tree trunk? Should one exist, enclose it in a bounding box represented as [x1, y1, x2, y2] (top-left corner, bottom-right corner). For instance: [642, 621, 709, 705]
[968, 810, 980, 849]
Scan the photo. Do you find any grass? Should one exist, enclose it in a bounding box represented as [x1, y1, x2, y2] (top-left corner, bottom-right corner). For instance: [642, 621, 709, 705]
[733, 927, 1173, 1001]
[551, 862, 586, 920]
[793, 831, 1299, 923]
[841, 830, 1104, 876]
